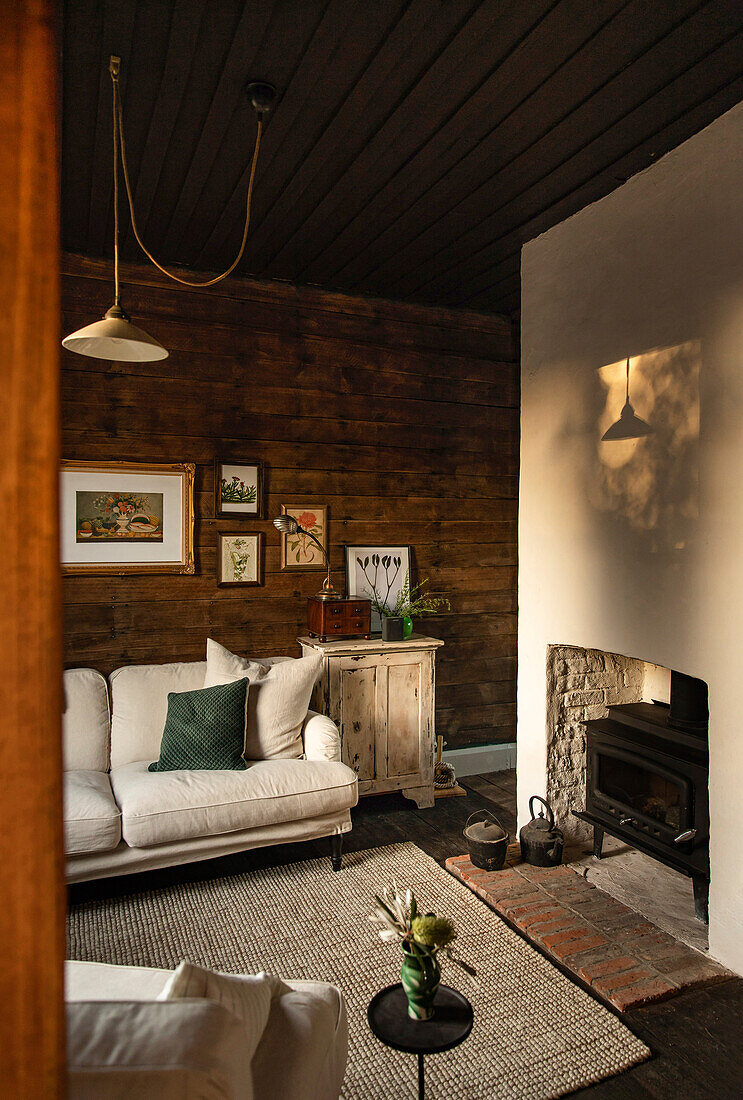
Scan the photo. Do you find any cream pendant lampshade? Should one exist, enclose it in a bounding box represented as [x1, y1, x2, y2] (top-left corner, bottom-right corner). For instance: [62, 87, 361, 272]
[62, 303, 168, 361]
[63, 58, 272, 363]
[601, 356, 653, 441]
[62, 58, 168, 362]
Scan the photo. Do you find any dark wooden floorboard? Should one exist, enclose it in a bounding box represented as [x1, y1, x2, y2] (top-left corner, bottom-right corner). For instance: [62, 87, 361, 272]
[68, 769, 743, 1096]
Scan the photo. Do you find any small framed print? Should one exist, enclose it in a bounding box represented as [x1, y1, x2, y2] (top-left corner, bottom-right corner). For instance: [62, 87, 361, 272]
[280, 504, 328, 571]
[345, 545, 412, 632]
[217, 533, 263, 586]
[60, 461, 195, 575]
[215, 459, 263, 518]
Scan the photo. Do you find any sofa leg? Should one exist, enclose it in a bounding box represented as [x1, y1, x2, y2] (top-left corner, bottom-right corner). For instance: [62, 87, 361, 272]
[330, 834, 343, 872]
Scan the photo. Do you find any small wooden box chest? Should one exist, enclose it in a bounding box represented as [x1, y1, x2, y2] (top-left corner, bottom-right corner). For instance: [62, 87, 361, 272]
[307, 597, 371, 642]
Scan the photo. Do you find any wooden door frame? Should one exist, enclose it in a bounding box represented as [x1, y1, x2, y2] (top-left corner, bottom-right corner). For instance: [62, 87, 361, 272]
[0, 0, 66, 1092]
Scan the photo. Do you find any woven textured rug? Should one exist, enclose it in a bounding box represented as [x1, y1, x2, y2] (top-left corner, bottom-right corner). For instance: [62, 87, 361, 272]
[67, 843, 649, 1099]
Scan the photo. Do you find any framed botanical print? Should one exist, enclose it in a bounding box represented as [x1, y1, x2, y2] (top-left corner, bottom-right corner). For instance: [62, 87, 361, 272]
[280, 504, 328, 571]
[60, 461, 195, 575]
[345, 545, 412, 632]
[217, 533, 263, 586]
[215, 459, 263, 518]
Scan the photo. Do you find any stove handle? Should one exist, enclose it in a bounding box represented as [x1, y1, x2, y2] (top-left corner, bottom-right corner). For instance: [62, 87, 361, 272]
[674, 828, 697, 844]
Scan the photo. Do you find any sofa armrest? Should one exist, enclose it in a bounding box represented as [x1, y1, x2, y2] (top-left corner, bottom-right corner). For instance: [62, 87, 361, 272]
[302, 711, 342, 763]
[67, 999, 253, 1099]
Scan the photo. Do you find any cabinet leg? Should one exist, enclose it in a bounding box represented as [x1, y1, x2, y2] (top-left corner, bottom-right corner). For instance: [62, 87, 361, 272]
[402, 785, 435, 809]
[692, 876, 709, 923]
[330, 834, 343, 872]
[593, 825, 605, 860]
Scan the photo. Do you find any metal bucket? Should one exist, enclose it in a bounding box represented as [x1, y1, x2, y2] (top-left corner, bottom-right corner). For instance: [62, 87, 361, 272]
[463, 809, 509, 871]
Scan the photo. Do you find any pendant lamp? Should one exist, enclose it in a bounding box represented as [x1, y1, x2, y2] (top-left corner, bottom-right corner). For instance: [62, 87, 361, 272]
[63, 58, 273, 361]
[62, 59, 166, 361]
[601, 356, 653, 441]
[61, 303, 168, 362]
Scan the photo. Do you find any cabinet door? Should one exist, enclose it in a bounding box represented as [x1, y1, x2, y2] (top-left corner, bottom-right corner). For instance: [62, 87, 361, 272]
[386, 660, 423, 779]
[336, 651, 432, 792]
[336, 662, 378, 781]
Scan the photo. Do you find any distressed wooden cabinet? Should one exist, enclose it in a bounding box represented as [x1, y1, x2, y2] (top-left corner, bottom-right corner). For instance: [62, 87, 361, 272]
[298, 634, 444, 809]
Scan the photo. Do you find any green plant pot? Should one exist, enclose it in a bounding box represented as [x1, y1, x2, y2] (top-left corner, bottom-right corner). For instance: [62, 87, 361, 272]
[403, 615, 413, 638]
[400, 946, 440, 1020]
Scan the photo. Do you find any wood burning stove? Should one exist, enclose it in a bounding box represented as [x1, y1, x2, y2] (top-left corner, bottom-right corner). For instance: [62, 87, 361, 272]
[573, 671, 710, 922]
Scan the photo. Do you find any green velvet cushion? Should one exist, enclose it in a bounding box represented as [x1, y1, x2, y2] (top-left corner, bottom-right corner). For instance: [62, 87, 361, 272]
[148, 678, 248, 772]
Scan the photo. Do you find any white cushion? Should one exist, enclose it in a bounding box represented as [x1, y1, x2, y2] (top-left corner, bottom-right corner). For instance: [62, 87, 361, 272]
[202, 639, 270, 690]
[67, 999, 252, 1099]
[204, 639, 322, 760]
[159, 962, 275, 1100]
[252, 980, 347, 1100]
[111, 758, 358, 847]
[109, 661, 207, 769]
[64, 770, 121, 854]
[63, 669, 110, 772]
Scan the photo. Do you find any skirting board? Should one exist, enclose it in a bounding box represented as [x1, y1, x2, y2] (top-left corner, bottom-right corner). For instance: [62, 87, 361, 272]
[442, 743, 516, 778]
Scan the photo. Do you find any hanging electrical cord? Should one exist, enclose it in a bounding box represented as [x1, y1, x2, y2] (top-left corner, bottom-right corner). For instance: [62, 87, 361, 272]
[110, 56, 264, 288]
[62, 59, 275, 361]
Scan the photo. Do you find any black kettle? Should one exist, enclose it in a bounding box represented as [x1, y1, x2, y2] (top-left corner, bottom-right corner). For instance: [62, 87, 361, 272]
[519, 796, 564, 867]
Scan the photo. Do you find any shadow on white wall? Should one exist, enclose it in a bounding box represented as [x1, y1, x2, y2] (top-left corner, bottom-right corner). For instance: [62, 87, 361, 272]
[590, 341, 701, 550]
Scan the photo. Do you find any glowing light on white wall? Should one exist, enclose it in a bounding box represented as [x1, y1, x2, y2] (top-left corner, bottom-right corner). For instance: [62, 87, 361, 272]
[592, 341, 700, 544]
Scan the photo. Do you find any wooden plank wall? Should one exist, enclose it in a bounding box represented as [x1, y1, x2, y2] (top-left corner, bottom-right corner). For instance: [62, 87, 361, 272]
[61, 254, 518, 748]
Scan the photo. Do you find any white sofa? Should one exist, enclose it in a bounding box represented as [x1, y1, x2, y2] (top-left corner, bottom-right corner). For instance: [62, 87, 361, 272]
[64, 660, 358, 882]
[66, 959, 348, 1099]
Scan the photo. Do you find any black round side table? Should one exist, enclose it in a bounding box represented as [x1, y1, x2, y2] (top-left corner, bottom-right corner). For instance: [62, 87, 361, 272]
[367, 983, 473, 1100]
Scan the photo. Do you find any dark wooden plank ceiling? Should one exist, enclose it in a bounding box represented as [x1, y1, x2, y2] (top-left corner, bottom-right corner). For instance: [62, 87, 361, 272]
[61, 0, 743, 316]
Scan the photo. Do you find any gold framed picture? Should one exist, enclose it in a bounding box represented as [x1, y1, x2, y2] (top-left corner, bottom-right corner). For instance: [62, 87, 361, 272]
[60, 460, 195, 575]
[217, 533, 263, 586]
[279, 504, 328, 571]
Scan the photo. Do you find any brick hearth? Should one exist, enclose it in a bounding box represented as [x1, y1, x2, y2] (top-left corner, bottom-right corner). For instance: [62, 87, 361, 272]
[446, 848, 730, 1011]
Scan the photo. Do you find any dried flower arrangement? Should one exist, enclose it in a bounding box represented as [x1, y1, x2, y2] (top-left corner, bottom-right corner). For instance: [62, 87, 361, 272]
[370, 885, 475, 1020]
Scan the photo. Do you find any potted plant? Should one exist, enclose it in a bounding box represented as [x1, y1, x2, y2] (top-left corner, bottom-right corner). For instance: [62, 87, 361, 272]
[391, 574, 451, 639]
[370, 885, 475, 1020]
[357, 558, 451, 640]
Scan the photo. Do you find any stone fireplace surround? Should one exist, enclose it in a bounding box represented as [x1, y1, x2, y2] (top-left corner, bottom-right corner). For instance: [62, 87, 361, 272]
[545, 645, 711, 951]
[545, 645, 673, 844]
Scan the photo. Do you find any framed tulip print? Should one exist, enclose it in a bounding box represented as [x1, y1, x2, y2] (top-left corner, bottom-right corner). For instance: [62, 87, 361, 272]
[345, 544, 412, 632]
[60, 460, 195, 574]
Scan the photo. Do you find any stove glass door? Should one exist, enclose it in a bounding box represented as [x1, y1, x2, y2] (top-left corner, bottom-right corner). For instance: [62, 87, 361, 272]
[591, 745, 692, 838]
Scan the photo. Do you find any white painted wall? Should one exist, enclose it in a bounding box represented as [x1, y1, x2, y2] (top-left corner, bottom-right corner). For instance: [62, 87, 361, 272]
[520, 101, 743, 974]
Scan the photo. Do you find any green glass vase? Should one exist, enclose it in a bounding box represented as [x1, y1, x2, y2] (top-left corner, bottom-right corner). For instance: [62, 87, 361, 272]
[403, 615, 413, 638]
[400, 945, 440, 1020]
